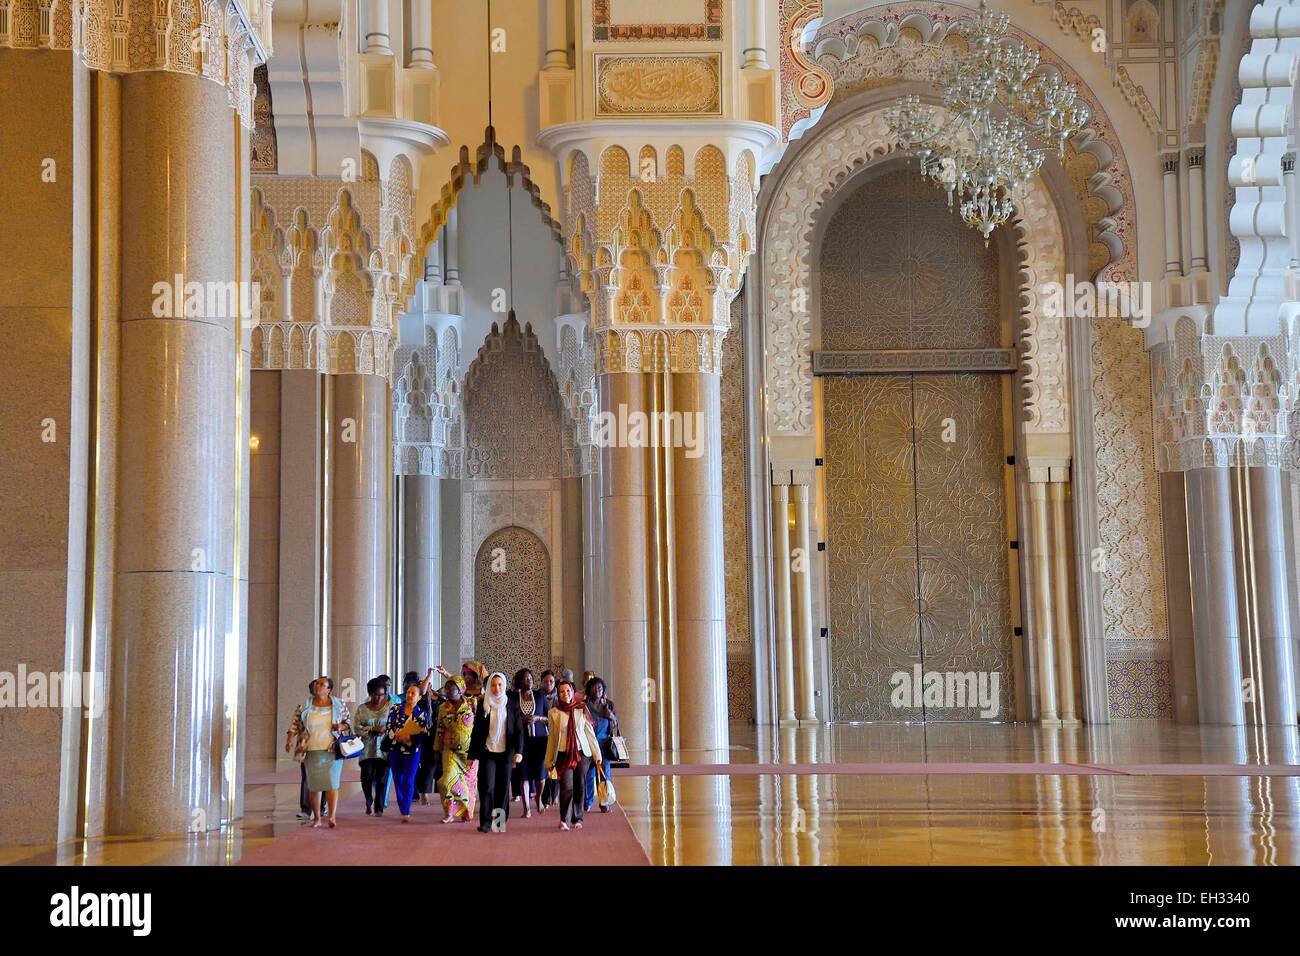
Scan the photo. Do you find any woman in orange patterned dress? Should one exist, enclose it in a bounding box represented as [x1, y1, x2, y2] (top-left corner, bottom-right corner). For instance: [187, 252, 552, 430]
[433, 676, 475, 822]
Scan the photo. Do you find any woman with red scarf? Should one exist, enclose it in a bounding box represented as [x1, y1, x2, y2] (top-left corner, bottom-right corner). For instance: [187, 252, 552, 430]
[543, 679, 604, 830]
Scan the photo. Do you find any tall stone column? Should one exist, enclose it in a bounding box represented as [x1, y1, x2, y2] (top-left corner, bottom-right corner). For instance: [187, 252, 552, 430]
[110, 71, 241, 835]
[275, 369, 323, 767]
[1048, 470, 1078, 723]
[770, 480, 796, 723]
[1186, 149, 1209, 274]
[1185, 467, 1245, 723]
[1162, 155, 1183, 277]
[1244, 467, 1297, 726]
[791, 482, 817, 721]
[1150, 321, 1297, 726]
[600, 371, 650, 754]
[582, 470, 606, 678]
[329, 373, 388, 697]
[1160, 471, 1199, 723]
[401, 474, 440, 672]
[1026, 470, 1059, 724]
[673, 370, 728, 751]
[541, 124, 771, 756]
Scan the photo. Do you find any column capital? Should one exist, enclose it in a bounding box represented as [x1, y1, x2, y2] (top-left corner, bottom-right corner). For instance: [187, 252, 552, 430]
[541, 121, 772, 366]
[1149, 327, 1299, 472]
[1, 0, 270, 128]
[771, 462, 816, 486]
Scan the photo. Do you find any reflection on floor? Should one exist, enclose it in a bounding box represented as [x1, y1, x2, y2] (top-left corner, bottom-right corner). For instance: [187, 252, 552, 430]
[4, 723, 1298, 865]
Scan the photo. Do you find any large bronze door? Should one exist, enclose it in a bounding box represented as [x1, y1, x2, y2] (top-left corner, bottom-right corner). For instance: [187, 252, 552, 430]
[825, 372, 1016, 721]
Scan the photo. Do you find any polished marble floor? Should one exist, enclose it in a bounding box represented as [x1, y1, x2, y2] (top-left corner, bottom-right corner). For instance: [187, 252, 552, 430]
[5, 723, 1299, 865]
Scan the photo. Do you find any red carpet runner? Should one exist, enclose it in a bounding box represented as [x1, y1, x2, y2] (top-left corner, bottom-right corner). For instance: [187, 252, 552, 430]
[238, 792, 649, 866]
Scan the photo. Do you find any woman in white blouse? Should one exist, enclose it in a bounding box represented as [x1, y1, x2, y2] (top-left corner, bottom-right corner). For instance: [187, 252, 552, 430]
[544, 679, 604, 831]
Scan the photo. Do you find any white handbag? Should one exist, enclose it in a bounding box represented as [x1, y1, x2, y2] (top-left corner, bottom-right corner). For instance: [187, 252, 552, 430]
[335, 735, 365, 759]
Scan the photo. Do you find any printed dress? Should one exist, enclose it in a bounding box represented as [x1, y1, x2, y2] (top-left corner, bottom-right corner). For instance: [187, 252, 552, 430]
[435, 700, 475, 819]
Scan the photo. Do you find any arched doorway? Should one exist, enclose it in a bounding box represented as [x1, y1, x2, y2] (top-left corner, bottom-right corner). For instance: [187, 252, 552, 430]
[474, 526, 551, 677]
[818, 163, 1020, 722]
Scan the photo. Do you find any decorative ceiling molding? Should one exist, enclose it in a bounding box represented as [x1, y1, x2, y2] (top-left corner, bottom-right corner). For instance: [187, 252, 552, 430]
[1046, 1, 1166, 139]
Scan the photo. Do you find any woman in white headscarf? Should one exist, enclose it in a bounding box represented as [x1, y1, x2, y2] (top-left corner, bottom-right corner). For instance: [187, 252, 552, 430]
[467, 671, 524, 833]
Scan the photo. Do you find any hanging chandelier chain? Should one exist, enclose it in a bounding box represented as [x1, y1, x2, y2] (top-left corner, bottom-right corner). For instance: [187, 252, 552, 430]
[884, 0, 1091, 241]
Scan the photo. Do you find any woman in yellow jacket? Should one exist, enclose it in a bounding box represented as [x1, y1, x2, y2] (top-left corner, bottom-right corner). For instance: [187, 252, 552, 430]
[544, 679, 604, 830]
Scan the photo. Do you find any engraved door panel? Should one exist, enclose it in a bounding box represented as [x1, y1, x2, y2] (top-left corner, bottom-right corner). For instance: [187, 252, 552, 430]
[824, 375, 924, 720]
[911, 374, 1016, 720]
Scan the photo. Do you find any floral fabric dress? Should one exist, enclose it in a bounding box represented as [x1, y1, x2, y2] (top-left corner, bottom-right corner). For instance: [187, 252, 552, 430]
[435, 699, 475, 819]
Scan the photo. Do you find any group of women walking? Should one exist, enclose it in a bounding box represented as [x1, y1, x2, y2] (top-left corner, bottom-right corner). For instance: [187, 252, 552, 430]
[285, 662, 621, 833]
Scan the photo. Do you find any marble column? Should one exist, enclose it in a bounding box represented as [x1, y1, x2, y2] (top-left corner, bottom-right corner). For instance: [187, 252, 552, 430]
[743, 0, 769, 68]
[770, 481, 795, 723]
[439, 476, 463, 669]
[1162, 155, 1182, 276]
[109, 71, 239, 835]
[581, 470, 605, 680]
[1048, 472, 1078, 723]
[672, 371, 729, 753]
[791, 483, 817, 721]
[647, 370, 677, 752]
[247, 372, 282, 769]
[365, 0, 392, 55]
[1026, 473, 1059, 723]
[275, 369, 323, 767]
[1159, 472, 1200, 723]
[0, 48, 92, 846]
[562, 475, 586, 674]
[600, 372, 649, 754]
[443, 208, 461, 286]
[1187, 149, 1209, 273]
[401, 474, 440, 673]
[544, 0, 569, 69]
[1185, 466, 1245, 724]
[1285, 154, 1298, 271]
[329, 373, 388, 700]
[1245, 467, 1297, 725]
[410, 0, 435, 69]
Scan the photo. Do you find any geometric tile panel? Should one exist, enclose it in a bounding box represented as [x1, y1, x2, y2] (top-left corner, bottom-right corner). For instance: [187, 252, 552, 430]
[1106, 659, 1172, 720]
[726, 655, 755, 722]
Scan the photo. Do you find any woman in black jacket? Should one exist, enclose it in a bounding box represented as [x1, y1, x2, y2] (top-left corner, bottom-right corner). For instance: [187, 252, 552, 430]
[513, 668, 550, 817]
[467, 671, 524, 833]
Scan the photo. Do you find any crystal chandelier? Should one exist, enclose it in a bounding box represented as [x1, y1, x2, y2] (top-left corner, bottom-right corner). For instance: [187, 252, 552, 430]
[884, 0, 1091, 241]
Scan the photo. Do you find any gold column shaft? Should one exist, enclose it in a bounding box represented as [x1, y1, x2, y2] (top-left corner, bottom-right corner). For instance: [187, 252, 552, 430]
[647, 370, 668, 753]
[1028, 477, 1059, 723]
[771, 481, 796, 722]
[1048, 476, 1078, 723]
[791, 483, 817, 721]
[661, 368, 680, 752]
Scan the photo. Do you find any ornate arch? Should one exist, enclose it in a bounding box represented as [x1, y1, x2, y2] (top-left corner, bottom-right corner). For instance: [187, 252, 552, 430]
[754, 70, 1169, 707]
[760, 101, 1067, 439]
[809, 3, 1137, 286]
[463, 314, 570, 481]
